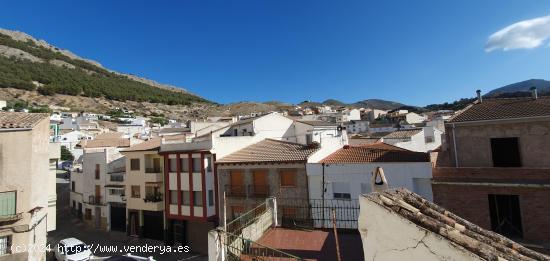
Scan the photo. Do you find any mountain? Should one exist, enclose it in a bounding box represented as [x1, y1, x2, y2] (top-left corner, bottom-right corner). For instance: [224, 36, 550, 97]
[351, 99, 406, 110]
[0, 28, 209, 107]
[322, 99, 346, 106]
[485, 79, 550, 97]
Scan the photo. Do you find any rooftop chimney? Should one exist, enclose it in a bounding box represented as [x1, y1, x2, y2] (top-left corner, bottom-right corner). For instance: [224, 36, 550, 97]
[530, 86, 538, 99]
[476, 90, 482, 103]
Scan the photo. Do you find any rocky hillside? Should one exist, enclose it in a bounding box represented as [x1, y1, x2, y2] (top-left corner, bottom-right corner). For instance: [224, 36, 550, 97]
[0, 28, 210, 111]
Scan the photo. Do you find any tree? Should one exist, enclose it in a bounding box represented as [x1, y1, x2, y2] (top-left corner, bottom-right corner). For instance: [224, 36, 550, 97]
[60, 146, 74, 161]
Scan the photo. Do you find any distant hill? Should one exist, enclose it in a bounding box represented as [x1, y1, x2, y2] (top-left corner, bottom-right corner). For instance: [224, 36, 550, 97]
[485, 79, 550, 97]
[351, 99, 406, 110]
[322, 99, 346, 106]
[0, 28, 209, 106]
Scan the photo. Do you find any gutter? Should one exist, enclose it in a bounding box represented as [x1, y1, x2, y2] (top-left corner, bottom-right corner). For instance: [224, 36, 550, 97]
[0, 128, 32, 132]
[452, 123, 458, 167]
[446, 115, 550, 126]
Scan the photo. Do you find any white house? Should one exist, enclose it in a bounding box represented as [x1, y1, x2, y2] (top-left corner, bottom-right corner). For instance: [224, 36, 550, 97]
[344, 120, 369, 134]
[358, 188, 546, 261]
[381, 126, 443, 152]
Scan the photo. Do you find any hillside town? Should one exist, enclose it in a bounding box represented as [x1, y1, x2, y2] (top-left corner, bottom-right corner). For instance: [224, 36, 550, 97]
[1, 86, 550, 260]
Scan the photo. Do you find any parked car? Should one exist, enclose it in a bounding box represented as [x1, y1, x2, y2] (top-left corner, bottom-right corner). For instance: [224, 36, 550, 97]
[55, 238, 92, 261]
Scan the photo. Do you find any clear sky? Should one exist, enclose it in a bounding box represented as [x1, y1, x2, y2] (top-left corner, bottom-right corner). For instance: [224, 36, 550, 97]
[1, 1, 550, 106]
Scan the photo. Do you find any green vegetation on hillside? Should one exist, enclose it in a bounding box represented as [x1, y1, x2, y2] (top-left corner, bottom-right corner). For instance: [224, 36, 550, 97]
[425, 98, 475, 111]
[0, 33, 209, 105]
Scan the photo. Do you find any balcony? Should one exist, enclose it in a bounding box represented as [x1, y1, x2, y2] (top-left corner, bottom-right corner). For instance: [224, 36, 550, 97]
[225, 185, 271, 198]
[108, 167, 125, 174]
[249, 185, 270, 198]
[0, 213, 22, 223]
[110, 174, 124, 182]
[145, 167, 162, 174]
[143, 193, 163, 203]
[87, 195, 103, 205]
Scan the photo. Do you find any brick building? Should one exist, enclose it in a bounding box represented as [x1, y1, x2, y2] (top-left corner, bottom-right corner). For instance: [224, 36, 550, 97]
[432, 91, 550, 250]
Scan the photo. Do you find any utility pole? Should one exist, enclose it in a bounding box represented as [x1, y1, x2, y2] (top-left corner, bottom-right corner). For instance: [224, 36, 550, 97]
[332, 208, 342, 261]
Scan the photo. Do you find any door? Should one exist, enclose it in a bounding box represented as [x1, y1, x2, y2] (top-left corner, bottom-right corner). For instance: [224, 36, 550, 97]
[230, 170, 244, 196]
[173, 221, 185, 245]
[142, 211, 164, 240]
[110, 205, 126, 232]
[253, 170, 268, 196]
[77, 203, 83, 220]
[95, 207, 101, 228]
[129, 212, 139, 236]
[95, 185, 101, 203]
[153, 158, 161, 172]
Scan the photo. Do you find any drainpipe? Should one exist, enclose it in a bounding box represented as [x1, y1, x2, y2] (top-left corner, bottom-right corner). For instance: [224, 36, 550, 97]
[321, 162, 325, 228]
[452, 123, 459, 167]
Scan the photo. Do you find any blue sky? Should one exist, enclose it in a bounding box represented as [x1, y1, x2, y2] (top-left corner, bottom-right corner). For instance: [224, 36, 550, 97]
[1, 1, 550, 106]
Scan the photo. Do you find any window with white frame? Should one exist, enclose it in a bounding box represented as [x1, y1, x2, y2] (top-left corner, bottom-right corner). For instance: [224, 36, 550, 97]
[0, 235, 11, 255]
[332, 182, 351, 199]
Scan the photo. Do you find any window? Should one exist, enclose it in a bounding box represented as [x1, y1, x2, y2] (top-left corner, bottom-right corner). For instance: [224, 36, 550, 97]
[306, 134, 313, 144]
[208, 190, 214, 206]
[491, 138, 521, 167]
[131, 186, 140, 198]
[193, 191, 203, 206]
[72, 201, 76, 209]
[0, 235, 12, 255]
[425, 136, 434, 143]
[169, 190, 178, 205]
[168, 159, 178, 172]
[489, 194, 523, 239]
[206, 156, 213, 172]
[333, 182, 351, 199]
[0, 191, 16, 217]
[192, 158, 201, 172]
[280, 170, 297, 187]
[71, 181, 75, 192]
[233, 129, 238, 136]
[180, 157, 189, 172]
[95, 164, 100, 179]
[130, 159, 140, 171]
[182, 191, 190, 206]
[85, 209, 92, 220]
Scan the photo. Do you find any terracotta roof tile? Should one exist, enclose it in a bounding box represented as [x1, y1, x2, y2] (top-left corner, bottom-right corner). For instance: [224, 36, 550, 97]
[366, 188, 548, 261]
[94, 132, 124, 140]
[449, 97, 550, 123]
[321, 143, 428, 163]
[122, 138, 161, 152]
[383, 129, 422, 139]
[77, 138, 130, 149]
[0, 112, 48, 129]
[216, 139, 318, 164]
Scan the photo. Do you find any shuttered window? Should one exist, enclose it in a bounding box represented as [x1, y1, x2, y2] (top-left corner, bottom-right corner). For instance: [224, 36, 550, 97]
[280, 170, 297, 187]
[0, 236, 12, 255]
[0, 191, 16, 217]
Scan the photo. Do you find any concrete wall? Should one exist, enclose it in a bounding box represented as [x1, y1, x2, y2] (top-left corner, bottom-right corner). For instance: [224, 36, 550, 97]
[0, 116, 50, 261]
[307, 162, 433, 201]
[124, 151, 164, 212]
[358, 195, 484, 261]
[446, 120, 550, 168]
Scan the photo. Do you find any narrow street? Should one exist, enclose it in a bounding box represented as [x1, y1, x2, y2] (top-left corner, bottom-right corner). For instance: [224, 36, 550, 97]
[47, 172, 207, 261]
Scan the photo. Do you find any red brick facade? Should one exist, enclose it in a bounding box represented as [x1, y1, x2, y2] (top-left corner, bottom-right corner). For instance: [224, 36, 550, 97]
[433, 167, 550, 246]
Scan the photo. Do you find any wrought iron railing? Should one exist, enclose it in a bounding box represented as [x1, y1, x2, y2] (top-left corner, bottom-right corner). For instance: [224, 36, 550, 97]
[110, 175, 124, 182]
[145, 167, 162, 174]
[225, 185, 247, 197]
[87, 195, 103, 205]
[226, 202, 267, 235]
[143, 193, 163, 203]
[276, 197, 360, 229]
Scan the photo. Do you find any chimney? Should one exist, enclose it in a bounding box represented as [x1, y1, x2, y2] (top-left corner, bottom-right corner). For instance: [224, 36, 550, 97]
[530, 86, 538, 99]
[476, 90, 482, 103]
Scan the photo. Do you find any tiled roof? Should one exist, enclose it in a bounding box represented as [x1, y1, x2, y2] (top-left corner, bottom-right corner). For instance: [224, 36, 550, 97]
[449, 97, 550, 123]
[365, 188, 548, 261]
[383, 129, 422, 139]
[94, 132, 123, 140]
[296, 120, 338, 127]
[320, 143, 428, 163]
[122, 138, 161, 152]
[77, 138, 130, 149]
[216, 139, 318, 164]
[0, 112, 48, 129]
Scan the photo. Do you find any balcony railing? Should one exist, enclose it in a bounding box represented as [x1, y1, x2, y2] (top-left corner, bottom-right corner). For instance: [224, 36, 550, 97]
[87, 195, 102, 205]
[110, 175, 124, 182]
[145, 168, 162, 174]
[108, 167, 126, 174]
[225, 185, 271, 198]
[143, 193, 163, 203]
